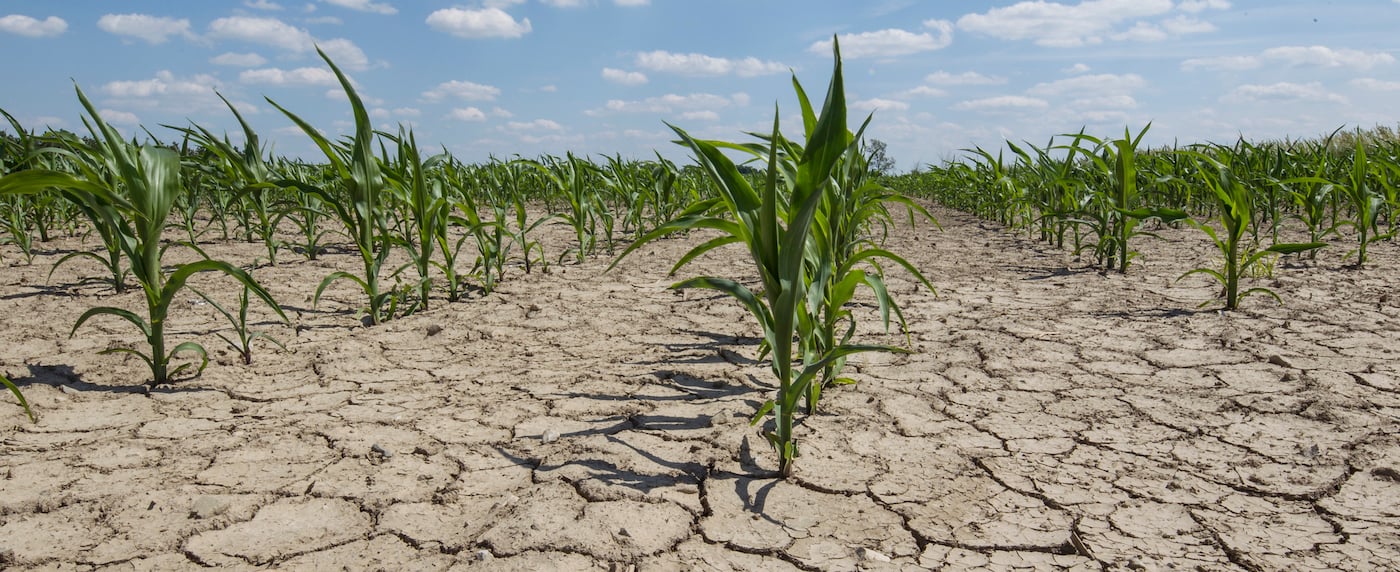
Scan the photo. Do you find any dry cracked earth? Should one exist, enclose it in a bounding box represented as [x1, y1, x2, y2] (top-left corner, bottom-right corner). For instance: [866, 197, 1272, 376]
[0, 205, 1397, 571]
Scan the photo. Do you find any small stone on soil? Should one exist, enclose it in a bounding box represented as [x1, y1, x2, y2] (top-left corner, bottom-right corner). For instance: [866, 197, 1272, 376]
[190, 496, 230, 520]
[857, 547, 891, 562]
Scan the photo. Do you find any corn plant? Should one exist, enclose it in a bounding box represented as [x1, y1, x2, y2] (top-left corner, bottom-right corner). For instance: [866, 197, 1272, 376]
[1336, 142, 1397, 265]
[1, 374, 35, 423]
[0, 195, 37, 264]
[1282, 154, 1340, 260]
[615, 40, 906, 476]
[1, 86, 288, 386]
[485, 157, 555, 274]
[268, 48, 398, 324]
[433, 158, 486, 300]
[443, 161, 509, 295]
[1176, 149, 1325, 310]
[194, 284, 288, 365]
[169, 93, 283, 265]
[22, 128, 135, 292]
[524, 153, 603, 263]
[173, 145, 214, 245]
[800, 137, 937, 412]
[600, 153, 651, 240]
[381, 126, 448, 310]
[1059, 125, 1170, 273]
[275, 176, 334, 261]
[644, 153, 694, 233]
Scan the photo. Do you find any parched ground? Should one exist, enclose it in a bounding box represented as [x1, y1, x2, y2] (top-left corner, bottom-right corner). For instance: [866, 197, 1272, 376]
[0, 205, 1397, 571]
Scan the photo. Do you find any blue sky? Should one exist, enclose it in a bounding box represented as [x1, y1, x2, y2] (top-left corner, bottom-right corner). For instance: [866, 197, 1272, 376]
[2, 1, 1399, 171]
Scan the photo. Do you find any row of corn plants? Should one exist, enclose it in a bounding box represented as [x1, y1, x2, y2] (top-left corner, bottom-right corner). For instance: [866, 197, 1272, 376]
[0, 49, 717, 396]
[889, 124, 1398, 310]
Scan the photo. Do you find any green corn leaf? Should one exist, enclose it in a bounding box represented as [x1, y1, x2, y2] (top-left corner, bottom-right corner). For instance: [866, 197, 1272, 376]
[1, 374, 36, 423]
[1265, 242, 1328, 255]
[73, 306, 150, 338]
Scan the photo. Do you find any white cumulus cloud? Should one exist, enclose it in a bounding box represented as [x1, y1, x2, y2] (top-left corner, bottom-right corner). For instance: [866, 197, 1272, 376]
[601, 68, 648, 85]
[426, 7, 531, 39]
[634, 50, 787, 77]
[422, 80, 501, 102]
[206, 16, 371, 70]
[101, 71, 238, 115]
[1027, 73, 1145, 97]
[211, 52, 269, 67]
[599, 92, 738, 114]
[897, 86, 948, 98]
[240, 67, 339, 85]
[852, 98, 911, 112]
[954, 96, 1050, 111]
[506, 119, 564, 131]
[98, 109, 141, 125]
[1180, 55, 1260, 71]
[98, 14, 196, 44]
[448, 107, 487, 121]
[208, 16, 314, 52]
[0, 14, 67, 37]
[1225, 82, 1347, 104]
[925, 71, 1006, 85]
[679, 110, 719, 121]
[810, 20, 953, 59]
[957, 0, 1175, 47]
[322, 0, 397, 14]
[1178, 0, 1230, 13]
[1351, 78, 1400, 91]
[1262, 46, 1395, 69]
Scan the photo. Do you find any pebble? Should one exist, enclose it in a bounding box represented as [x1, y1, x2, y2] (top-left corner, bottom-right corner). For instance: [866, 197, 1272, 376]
[542, 429, 560, 443]
[475, 550, 493, 562]
[371, 443, 393, 458]
[857, 547, 891, 562]
[190, 496, 230, 520]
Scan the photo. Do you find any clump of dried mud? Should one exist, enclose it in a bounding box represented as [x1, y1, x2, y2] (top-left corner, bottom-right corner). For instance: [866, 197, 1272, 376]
[0, 206, 1397, 571]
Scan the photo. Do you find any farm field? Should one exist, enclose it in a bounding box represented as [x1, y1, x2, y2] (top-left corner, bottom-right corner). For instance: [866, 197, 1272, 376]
[0, 203, 1396, 571]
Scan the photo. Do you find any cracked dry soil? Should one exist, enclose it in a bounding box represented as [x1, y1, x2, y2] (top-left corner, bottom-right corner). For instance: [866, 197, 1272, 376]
[0, 205, 1397, 571]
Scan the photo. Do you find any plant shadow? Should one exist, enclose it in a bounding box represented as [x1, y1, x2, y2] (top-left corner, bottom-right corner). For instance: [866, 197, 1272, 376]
[13, 363, 217, 394]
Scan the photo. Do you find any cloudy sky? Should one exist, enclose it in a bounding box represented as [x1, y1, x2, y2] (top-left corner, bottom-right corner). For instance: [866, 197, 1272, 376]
[1, 1, 1397, 170]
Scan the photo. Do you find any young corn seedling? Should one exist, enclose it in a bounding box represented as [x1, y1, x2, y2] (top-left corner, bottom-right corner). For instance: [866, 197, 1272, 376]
[29, 130, 133, 292]
[442, 161, 511, 295]
[194, 284, 288, 365]
[614, 40, 906, 477]
[800, 137, 937, 412]
[0, 195, 37, 264]
[484, 157, 555, 274]
[275, 180, 334, 261]
[1336, 141, 1396, 266]
[381, 126, 449, 310]
[268, 47, 399, 324]
[1176, 149, 1325, 310]
[1059, 125, 1164, 273]
[173, 93, 287, 265]
[524, 153, 603, 263]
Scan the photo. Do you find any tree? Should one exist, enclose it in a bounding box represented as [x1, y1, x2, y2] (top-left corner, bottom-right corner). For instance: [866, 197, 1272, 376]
[866, 138, 895, 175]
